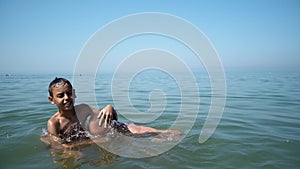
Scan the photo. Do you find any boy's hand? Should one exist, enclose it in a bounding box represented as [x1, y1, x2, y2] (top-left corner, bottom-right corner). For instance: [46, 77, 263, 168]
[97, 105, 116, 128]
[97, 109, 112, 128]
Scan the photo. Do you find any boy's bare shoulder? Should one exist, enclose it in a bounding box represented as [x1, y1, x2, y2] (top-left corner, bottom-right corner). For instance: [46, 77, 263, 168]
[48, 112, 60, 124]
[47, 112, 61, 135]
[48, 112, 60, 122]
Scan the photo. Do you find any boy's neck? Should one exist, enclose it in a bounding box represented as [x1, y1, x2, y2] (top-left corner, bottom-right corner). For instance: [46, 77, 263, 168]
[59, 107, 76, 119]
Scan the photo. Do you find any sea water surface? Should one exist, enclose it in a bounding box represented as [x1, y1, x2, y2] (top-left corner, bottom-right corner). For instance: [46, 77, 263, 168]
[0, 71, 299, 168]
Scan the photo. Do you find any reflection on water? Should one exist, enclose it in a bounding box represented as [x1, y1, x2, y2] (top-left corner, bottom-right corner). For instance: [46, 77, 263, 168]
[49, 144, 117, 168]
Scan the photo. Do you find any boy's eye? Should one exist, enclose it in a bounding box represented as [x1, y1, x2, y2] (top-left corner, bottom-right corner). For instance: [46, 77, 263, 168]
[67, 91, 72, 96]
[57, 94, 63, 98]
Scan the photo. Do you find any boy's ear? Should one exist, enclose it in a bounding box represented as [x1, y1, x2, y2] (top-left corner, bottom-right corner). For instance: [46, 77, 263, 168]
[73, 89, 77, 98]
[48, 96, 55, 104]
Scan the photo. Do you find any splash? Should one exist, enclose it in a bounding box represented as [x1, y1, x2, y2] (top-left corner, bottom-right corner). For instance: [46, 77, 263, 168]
[41, 128, 49, 136]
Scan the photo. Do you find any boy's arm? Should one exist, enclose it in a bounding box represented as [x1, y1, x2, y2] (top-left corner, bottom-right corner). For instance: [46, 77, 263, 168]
[75, 104, 99, 128]
[75, 104, 117, 128]
[43, 118, 66, 148]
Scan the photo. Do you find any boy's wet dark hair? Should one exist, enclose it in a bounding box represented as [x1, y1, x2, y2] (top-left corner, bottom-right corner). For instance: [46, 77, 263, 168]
[48, 77, 73, 97]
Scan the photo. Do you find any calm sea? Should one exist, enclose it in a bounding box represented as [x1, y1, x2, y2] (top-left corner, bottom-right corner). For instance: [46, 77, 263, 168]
[0, 71, 299, 169]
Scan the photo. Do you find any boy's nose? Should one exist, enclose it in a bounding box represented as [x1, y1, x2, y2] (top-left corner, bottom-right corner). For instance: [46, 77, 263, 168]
[64, 93, 70, 100]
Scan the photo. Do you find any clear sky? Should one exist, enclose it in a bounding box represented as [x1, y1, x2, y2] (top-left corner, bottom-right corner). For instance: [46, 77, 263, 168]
[1, 0, 300, 74]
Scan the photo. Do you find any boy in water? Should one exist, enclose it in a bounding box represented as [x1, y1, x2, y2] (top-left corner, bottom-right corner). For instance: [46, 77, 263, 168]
[43, 77, 176, 147]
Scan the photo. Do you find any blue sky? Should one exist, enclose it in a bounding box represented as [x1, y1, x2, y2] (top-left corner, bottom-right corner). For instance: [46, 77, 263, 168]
[1, 0, 299, 74]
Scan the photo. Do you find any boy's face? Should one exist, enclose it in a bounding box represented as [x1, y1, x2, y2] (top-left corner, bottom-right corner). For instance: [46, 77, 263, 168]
[48, 83, 75, 112]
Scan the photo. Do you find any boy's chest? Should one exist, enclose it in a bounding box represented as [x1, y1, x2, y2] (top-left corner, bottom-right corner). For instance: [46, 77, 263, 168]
[58, 118, 79, 133]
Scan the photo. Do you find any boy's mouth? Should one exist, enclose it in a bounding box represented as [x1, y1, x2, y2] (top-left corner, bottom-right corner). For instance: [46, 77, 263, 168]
[64, 101, 73, 107]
